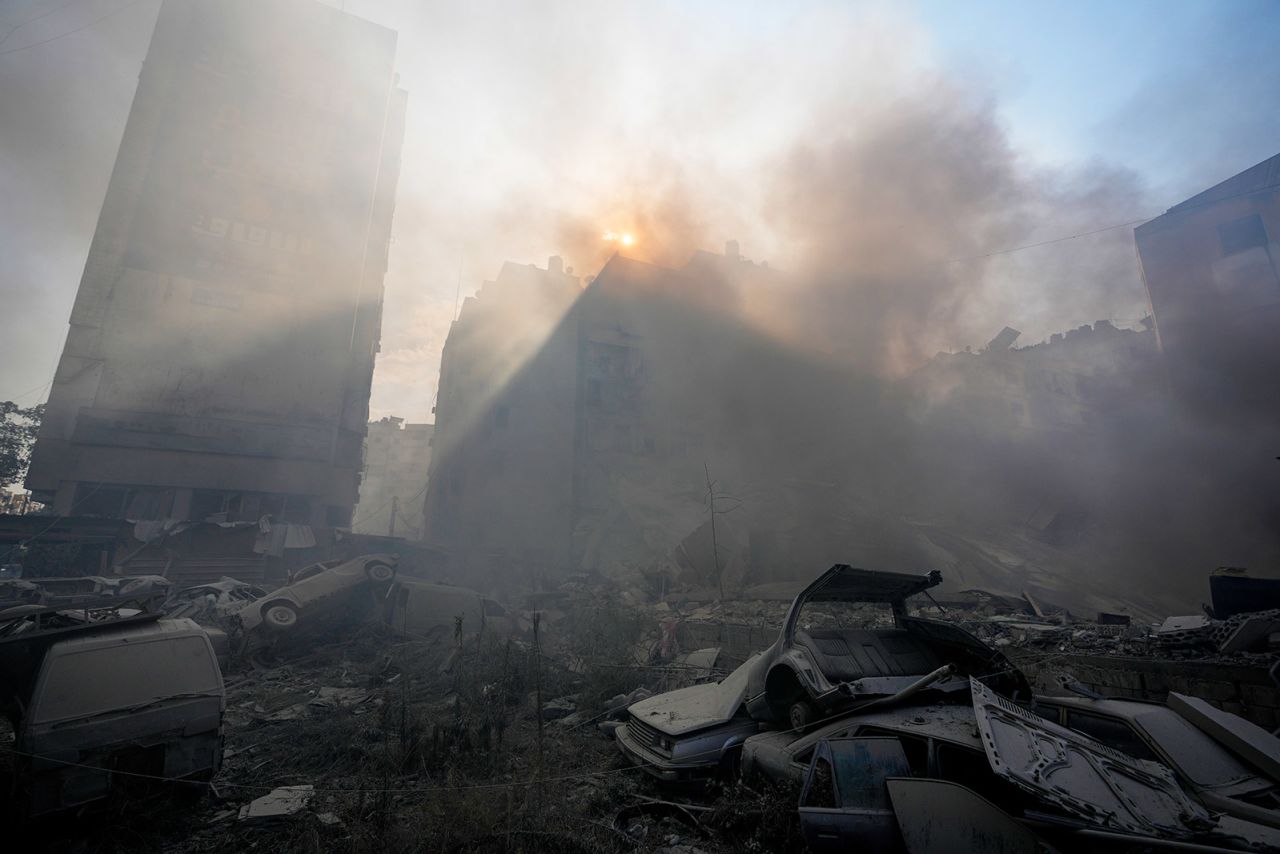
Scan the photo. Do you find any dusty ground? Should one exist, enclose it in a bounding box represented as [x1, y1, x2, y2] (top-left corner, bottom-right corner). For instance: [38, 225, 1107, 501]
[15, 603, 802, 854]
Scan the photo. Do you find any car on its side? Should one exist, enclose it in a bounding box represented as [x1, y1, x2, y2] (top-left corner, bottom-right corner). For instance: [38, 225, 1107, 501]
[381, 576, 517, 638]
[233, 553, 397, 634]
[615, 654, 765, 782]
[741, 565, 1031, 730]
[1031, 693, 1280, 829]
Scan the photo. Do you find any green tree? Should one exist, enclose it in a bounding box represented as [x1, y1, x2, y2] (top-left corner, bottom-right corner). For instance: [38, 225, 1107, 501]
[0, 401, 43, 488]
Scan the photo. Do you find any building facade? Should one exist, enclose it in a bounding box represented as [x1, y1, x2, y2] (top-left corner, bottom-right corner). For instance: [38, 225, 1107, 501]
[352, 417, 434, 539]
[421, 246, 776, 587]
[27, 0, 406, 527]
[1134, 153, 1280, 421]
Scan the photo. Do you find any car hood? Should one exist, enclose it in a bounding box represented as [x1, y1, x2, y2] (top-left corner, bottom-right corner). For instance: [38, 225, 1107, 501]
[629, 654, 758, 737]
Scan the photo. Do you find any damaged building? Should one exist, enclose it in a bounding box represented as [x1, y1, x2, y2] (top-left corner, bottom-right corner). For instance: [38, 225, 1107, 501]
[351, 417, 434, 539]
[24, 0, 407, 530]
[422, 245, 784, 590]
[1135, 152, 1280, 423]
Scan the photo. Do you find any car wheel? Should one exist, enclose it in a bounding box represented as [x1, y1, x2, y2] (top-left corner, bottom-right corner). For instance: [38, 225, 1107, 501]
[788, 700, 814, 733]
[365, 562, 394, 583]
[263, 602, 299, 631]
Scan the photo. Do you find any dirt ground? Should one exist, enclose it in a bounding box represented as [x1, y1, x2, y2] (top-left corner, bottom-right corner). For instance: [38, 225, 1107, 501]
[12, 604, 803, 854]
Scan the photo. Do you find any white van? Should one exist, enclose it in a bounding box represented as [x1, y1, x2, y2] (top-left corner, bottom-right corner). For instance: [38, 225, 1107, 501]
[10, 617, 225, 818]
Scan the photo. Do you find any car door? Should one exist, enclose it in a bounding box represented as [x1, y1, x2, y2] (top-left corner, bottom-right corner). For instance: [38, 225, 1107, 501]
[799, 737, 911, 853]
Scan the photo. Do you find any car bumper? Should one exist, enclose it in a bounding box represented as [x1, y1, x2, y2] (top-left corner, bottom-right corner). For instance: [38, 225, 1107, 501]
[614, 726, 717, 783]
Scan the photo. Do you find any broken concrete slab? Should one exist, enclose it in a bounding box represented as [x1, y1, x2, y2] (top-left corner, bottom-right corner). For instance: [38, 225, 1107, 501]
[238, 785, 314, 822]
[1219, 613, 1280, 655]
[1168, 692, 1280, 781]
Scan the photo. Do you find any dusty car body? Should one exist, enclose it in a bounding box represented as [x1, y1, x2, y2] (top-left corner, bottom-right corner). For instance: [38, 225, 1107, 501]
[741, 701, 992, 787]
[1031, 693, 1280, 828]
[381, 576, 515, 638]
[233, 553, 397, 634]
[972, 678, 1280, 851]
[165, 577, 270, 621]
[615, 654, 764, 782]
[798, 736, 913, 852]
[742, 565, 1030, 729]
[4, 615, 225, 818]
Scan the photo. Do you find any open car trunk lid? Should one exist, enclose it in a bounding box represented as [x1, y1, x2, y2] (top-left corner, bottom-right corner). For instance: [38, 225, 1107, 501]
[969, 677, 1215, 839]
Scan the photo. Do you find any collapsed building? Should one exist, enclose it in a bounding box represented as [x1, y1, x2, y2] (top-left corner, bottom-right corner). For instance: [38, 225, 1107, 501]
[1135, 151, 1280, 425]
[422, 246, 784, 590]
[351, 417, 434, 539]
[24, 0, 406, 533]
[421, 241, 1195, 616]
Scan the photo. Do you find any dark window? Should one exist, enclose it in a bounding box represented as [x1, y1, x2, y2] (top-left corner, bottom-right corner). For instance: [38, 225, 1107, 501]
[802, 757, 837, 808]
[325, 504, 351, 528]
[282, 496, 311, 524]
[828, 738, 912, 809]
[1030, 701, 1063, 724]
[586, 379, 602, 407]
[1064, 710, 1160, 761]
[74, 483, 128, 517]
[1218, 214, 1268, 257]
[190, 489, 226, 520]
[123, 488, 175, 520]
[855, 727, 929, 775]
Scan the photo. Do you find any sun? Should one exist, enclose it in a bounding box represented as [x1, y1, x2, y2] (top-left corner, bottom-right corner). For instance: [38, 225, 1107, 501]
[602, 230, 637, 248]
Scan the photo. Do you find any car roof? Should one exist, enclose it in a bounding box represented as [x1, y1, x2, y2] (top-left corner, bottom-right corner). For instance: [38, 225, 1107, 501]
[1036, 694, 1164, 717]
[46, 617, 209, 655]
[803, 565, 942, 605]
[751, 701, 983, 757]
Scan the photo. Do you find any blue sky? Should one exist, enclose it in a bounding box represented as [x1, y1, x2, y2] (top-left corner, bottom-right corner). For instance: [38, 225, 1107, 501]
[915, 0, 1279, 199]
[0, 0, 1277, 420]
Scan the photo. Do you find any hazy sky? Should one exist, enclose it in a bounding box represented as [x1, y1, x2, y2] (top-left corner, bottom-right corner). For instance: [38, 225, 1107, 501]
[1, 0, 1277, 423]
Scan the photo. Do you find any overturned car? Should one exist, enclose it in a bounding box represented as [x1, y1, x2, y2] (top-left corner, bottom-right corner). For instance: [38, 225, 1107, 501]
[742, 564, 1030, 730]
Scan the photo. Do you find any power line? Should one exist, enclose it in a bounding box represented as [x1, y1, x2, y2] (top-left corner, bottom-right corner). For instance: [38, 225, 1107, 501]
[3, 374, 55, 404]
[0, 0, 149, 57]
[948, 178, 1280, 264]
[0, 0, 84, 48]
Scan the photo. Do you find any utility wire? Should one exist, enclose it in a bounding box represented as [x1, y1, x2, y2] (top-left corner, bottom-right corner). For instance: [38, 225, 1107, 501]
[0, 0, 83, 48]
[947, 178, 1280, 264]
[0, 0, 149, 57]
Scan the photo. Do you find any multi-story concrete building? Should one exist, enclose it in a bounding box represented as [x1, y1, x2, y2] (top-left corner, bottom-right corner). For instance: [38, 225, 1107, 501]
[352, 417, 434, 539]
[27, 0, 406, 527]
[421, 245, 778, 587]
[1135, 153, 1280, 421]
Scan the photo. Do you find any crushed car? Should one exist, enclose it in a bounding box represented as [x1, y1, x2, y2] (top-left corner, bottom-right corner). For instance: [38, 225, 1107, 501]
[741, 565, 1031, 730]
[1031, 692, 1280, 829]
[615, 653, 764, 782]
[616, 564, 1029, 781]
[164, 577, 270, 622]
[231, 553, 397, 634]
[780, 680, 1280, 852]
[0, 597, 225, 819]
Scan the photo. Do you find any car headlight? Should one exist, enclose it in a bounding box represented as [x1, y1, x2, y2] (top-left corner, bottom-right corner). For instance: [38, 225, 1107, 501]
[656, 736, 673, 753]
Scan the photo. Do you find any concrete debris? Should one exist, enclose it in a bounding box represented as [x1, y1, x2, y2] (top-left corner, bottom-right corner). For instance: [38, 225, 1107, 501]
[238, 785, 314, 822]
[1168, 692, 1280, 780]
[1210, 567, 1280, 619]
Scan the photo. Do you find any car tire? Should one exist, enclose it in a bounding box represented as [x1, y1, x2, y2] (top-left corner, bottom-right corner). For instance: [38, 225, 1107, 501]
[365, 562, 394, 583]
[262, 602, 299, 632]
[788, 700, 814, 733]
